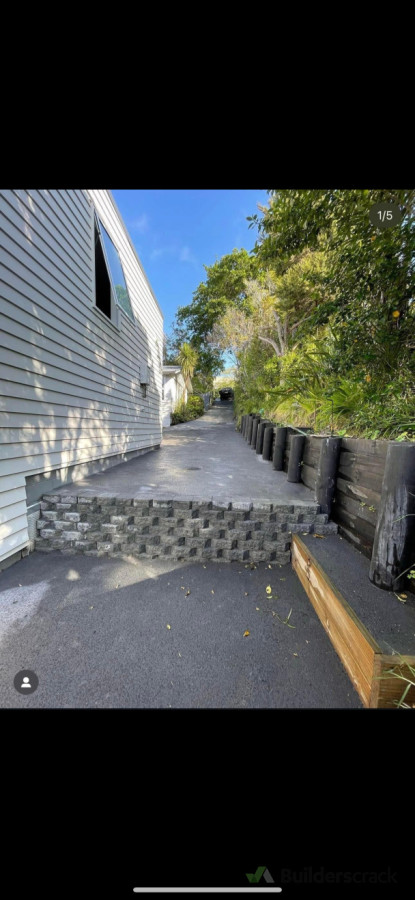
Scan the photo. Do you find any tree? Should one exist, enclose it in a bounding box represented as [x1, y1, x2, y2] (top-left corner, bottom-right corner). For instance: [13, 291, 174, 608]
[163, 320, 190, 364]
[210, 252, 332, 363]
[176, 248, 259, 344]
[250, 189, 415, 322]
[176, 342, 198, 390]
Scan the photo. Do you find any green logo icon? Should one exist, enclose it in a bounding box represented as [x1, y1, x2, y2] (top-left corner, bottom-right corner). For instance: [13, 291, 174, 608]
[246, 867, 274, 884]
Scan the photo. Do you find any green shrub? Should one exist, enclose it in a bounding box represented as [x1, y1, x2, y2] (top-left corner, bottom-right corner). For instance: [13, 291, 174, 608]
[170, 394, 205, 425]
[186, 395, 205, 417]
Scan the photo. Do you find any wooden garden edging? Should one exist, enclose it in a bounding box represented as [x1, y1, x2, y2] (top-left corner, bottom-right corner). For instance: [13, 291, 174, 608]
[291, 534, 415, 708]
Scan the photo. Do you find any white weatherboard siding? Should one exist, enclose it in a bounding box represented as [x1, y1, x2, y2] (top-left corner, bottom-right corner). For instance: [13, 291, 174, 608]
[0, 189, 163, 564]
[162, 369, 188, 427]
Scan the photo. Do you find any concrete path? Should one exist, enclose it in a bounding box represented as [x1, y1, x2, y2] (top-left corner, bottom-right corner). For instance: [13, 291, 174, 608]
[0, 549, 361, 708]
[58, 401, 315, 506]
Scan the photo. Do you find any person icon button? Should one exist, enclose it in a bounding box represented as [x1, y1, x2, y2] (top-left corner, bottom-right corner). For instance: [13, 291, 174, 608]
[14, 670, 39, 695]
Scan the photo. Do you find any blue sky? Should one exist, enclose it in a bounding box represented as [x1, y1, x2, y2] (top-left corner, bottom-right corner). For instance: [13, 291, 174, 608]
[111, 189, 269, 337]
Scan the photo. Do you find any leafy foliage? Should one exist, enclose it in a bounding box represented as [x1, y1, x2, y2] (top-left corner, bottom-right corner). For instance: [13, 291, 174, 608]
[170, 393, 205, 425]
[169, 190, 415, 439]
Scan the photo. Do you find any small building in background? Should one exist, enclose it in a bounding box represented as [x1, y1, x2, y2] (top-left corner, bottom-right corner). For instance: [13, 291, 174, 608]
[162, 366, 191, 426]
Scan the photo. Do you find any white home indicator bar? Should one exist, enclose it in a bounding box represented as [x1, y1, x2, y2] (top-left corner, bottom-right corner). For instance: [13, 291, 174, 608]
[133, 890, 282, 894]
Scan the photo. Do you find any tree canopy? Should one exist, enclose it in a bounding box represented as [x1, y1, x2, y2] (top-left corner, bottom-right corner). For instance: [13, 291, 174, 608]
[165, 189, 415, 439]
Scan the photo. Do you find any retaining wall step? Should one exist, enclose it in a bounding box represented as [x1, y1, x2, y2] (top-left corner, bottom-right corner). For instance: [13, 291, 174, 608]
[34, 494, 332, 564]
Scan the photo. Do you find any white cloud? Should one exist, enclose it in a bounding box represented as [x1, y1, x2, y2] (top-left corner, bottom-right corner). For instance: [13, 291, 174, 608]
[150, 246, 177, 260]
[130, 213, 149, 233]
[150, 247, 165, 260]
[148, 244, 199, 265]
[179, 245, 198, 265]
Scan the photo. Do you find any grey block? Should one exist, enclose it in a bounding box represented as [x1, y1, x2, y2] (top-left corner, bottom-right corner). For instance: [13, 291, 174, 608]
[101, 523, 123, 533]
[84, 550, 108, 557]
[263, 540, 291, 553]
[110, 515, 133, 525]
[274, 551, 291, 565]
[248, 550, 267, 562]
[313, 523, 338, 534]
[287, 523, 313, 533]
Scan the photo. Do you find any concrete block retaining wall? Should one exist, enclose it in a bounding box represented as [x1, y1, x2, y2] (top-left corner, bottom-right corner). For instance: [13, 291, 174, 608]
[34, 495, 338, 564]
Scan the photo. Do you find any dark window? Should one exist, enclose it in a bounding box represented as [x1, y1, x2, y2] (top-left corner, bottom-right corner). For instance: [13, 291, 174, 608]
[94, 221, 112, 318]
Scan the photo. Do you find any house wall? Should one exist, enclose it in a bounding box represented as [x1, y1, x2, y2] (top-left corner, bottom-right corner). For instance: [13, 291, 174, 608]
[161, 373, 187, 427]
[0, 189, 163, 565]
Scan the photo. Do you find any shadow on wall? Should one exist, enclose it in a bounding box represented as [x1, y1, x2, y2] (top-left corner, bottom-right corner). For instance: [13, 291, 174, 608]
[2, 189, 162, 516]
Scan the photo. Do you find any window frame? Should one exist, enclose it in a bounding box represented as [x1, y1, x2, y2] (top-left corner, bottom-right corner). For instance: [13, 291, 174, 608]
[92, 209, 135, 327]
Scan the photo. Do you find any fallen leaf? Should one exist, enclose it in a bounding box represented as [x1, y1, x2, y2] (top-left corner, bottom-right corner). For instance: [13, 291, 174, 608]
[268, 565, 272, 569]
[306, 640, 309, 644]
[89, 606, 93, 609]
[178, 652, 181, 657]
[280, 578, 286, 581]
[243, 630, 250, 637]
[211, 590, 215, 594]
[302, 532, 309, 535]
[398, 594, 407, 600]
[266, 586, 272, 594]
[244, 592, 248, 596]
[203, 565, 206, 569]
[19, 584, 22, 587]
[166, 624, 171, 630]
[314, 534, 325, 539]
[256, 607, 260, 611]
[180, 586, 185, 590]
[185, 590, 191, 596]
[293, 652, 298, 657]
[274, 608, 295, 628]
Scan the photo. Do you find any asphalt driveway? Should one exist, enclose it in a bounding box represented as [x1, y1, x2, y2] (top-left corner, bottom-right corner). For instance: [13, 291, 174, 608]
[0, 549, 361, 708]
[56, 400, 316, 506]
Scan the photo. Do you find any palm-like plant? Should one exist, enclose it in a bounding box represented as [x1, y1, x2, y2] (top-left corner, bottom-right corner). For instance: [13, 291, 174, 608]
[176, 342, 198, 391]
